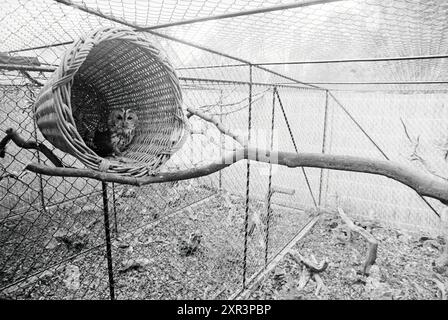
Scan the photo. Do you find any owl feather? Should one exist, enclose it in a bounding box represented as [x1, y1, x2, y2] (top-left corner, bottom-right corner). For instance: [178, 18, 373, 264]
[90, 108, 138, 157]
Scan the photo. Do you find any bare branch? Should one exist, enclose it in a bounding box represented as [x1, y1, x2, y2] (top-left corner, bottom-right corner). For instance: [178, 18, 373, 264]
[186, 107, 247, 146]
[0, 128, 64, 167]
[188, 126, 236, 151]
[20, 70, 44, 87]
[314, 273, 326, 296]
[400, 117, 413, 143]
[289, 249, 329, 273]
[433, 277, 447, 300]
[22, 147, 448, 205]
[0, 170, 28, 183]
[189, 128, 206, 135]
[4, 113, 448, 207]
[271, 185, 295, 196]
[297, 265, 311, 290]
[400, 118, 448, 182]
[337, 207, 378, 275]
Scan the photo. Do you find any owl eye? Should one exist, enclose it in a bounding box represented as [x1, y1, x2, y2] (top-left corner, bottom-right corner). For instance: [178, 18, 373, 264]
[127, 116, 133, 120]
[117, 115, 123, 120]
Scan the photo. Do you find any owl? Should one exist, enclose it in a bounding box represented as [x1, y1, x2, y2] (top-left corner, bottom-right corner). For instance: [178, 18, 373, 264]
[91, 108, 138, 157]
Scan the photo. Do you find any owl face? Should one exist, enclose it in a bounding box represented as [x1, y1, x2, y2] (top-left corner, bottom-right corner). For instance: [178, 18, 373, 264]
[107, 108, 138, 131]
[104, 108, 139, 156]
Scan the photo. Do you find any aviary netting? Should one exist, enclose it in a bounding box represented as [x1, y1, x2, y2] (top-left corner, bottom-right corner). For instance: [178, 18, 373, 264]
[2, 36, 448, 202]
[2, 0, 448, 300]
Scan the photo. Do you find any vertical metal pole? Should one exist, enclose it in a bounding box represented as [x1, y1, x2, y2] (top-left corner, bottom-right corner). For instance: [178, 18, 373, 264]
[264, 86, 276, 267]
[318, 90, 330, 206]
[219, 101, 223, 190]
[34, 126, 47, 213]
[101, 182, 115, 300]
[111, 182, 118, 236]
[30, 87, 47, 213]
[242, 64, 253, 289]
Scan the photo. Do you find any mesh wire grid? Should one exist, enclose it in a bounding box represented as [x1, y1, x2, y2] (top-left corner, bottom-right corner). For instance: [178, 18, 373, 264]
[1, 0, 448, 299]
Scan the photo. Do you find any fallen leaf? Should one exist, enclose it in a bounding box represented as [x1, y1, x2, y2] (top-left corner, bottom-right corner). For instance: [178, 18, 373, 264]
[63, 265, 80, 291]
[45, 237, 60, 250]
[119, 258, 152, 273]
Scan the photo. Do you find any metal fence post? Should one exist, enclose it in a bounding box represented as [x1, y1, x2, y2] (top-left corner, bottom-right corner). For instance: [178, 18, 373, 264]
[29, 87, 47, 214]
[264, 86, 277, 267]
[219, 102, 223, 190]
[101, 182, 115, 300]
[318, 90, 330, 206]
[111, 182, 119, 236]
[242, 64, 253, 288]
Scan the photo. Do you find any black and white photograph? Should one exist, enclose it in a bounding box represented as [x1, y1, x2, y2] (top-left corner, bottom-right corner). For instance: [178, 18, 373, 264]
[1, 0, 448, 305]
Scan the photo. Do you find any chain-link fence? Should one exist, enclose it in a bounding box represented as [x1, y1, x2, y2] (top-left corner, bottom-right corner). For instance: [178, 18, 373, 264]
[0, 72, 318, 299]
[2, 0, 448, 300]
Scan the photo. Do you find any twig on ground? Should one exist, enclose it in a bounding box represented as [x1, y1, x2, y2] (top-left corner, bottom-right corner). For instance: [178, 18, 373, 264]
[289, 249, 329, 273]
[297, 265, 311, 290]
[432, 277, 447, 300]
[337, 207, 378, 275]
[289, 249, 328, 294]
[314, 274, 325, 296]
[310, 255, 326, 297]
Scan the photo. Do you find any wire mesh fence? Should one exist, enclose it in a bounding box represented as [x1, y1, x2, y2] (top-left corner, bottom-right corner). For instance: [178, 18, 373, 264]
[1, 0, 448, 300]
[0, 62, 321, 299]
[322, 90, 448, 234]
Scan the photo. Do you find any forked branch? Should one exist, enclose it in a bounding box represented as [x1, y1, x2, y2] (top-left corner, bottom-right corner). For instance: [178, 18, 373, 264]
[337, 207, 378, 275]
[289, 249, 329, 273]
[3, 111, 448, 207]
[19, 147, 448, 206]
[0, 128, 63, 167]
[400, 118, 448, 181]
[187, 106, 247, 146]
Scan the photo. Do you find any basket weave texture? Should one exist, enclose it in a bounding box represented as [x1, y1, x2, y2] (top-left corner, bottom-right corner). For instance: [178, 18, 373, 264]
[33, 27, 187, 177]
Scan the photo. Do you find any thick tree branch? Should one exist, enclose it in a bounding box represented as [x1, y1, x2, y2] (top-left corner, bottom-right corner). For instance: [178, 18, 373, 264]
[0, 128, 63, 167]
[4, 125, 448, 206]
[21, 147, 448, 205]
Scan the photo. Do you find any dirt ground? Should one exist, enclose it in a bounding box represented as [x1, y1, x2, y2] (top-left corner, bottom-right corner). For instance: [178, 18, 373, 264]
[1, 183, 447, 300]
[0, 182, 309, 299]
[248, 212, 448, 300]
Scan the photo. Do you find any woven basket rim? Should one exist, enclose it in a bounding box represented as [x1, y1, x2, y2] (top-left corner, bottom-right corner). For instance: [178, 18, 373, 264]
[34, 27, 187, 176]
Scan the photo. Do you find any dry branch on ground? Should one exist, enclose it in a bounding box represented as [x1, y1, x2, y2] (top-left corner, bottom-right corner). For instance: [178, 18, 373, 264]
[337, 207, 378, 275]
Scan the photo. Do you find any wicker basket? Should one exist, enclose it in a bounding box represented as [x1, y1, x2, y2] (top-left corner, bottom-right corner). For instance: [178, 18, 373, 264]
[33, 27, 187, 177]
